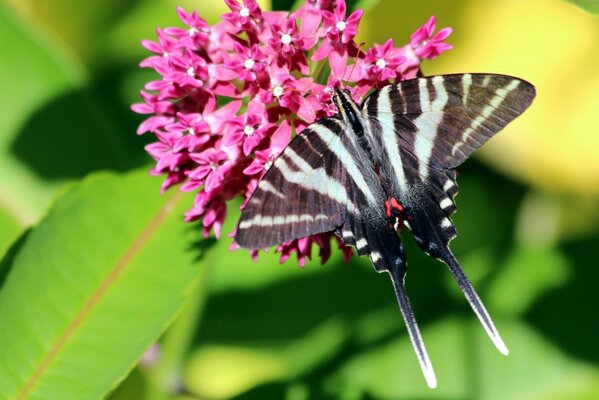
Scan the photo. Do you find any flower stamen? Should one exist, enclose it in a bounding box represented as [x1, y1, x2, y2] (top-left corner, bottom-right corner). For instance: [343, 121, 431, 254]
[244, 125, 255, 136]
[272, 85, 285, 98]
[244, 58, 255, 70]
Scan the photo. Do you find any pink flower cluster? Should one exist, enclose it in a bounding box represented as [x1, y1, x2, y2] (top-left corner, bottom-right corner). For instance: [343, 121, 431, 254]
[132, 0, 452, 266]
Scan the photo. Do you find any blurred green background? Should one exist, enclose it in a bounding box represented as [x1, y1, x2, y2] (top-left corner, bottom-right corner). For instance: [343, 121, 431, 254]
[1, 0, 599, 399]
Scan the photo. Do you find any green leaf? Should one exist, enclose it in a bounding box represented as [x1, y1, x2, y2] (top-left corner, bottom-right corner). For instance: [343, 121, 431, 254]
[326, 318, 599, 399]
[0, 5, 85, 225]
[565, 0, 599, 14]
[0, 206, 22, 258]
[487, 245, 570, 315]
[0, 169, 203, 399]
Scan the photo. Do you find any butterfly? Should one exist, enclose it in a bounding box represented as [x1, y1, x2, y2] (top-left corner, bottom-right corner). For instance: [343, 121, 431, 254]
[235, 73, 536, 388]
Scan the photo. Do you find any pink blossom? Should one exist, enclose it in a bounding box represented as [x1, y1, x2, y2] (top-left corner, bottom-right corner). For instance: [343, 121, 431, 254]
[363, 39, 406, 83]
[225, 43, 268, 82]
[293, 0, 335, 36]
[164, 7, 210, 50]
[410, 16, 453, 59]
[312, 1, 363, 78]
[133, 1, 453, 265]
[223, 100, 273, 155]
[322, 1, 362, 44]
[222, 0, 262, 32]
[243, 120, 291, 176]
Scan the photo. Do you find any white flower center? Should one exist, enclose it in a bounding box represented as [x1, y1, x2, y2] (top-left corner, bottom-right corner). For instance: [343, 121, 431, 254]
[239, 6, 250, 17]
[376, 58, 387, 69]
[281, 33, 292, 45]
[244, 58, 255, 70]
[186, 66, 195, 76]
[244, 125, 255, 136]
[210, 161, 218, 171]
[163, 52, 169, 58]
[188, 27, 197, 37]
[336, 21, 346, 31]
[417, 39, 429, 50]
[273, 85, 285, 98]
[187, 127, 196, 135]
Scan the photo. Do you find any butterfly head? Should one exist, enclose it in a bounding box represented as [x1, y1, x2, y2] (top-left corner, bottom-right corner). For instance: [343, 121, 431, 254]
[332, 88, 358, 117]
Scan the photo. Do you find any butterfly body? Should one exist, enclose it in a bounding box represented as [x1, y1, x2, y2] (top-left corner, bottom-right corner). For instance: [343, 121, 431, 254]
[236, 73, 535, 388]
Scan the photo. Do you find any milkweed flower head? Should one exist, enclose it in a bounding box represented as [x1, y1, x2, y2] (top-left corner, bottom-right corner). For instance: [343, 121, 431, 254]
[132, 0, 453, 266]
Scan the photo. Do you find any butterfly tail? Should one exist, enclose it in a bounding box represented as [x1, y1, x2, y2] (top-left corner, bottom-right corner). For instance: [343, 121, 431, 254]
[388, 265, 438, 389]
[439, 247, 509, 356]
[367, 227, 437, 389]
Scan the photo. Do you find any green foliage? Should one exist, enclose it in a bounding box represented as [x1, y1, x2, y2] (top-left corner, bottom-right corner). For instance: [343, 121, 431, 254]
[566, 0, 599, 14]
[0, 170, 202, 399]
[1, 1, 599, 399]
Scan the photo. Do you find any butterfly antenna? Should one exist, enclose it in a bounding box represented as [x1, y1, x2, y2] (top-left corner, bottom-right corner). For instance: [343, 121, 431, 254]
[344, 41, 366, 84]
[441, 248, 509, 355]
[388, 267, 437, 389]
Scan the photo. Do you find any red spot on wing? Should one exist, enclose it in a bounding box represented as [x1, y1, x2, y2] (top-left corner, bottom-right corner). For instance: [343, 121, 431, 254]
[385, 197, 407, 232]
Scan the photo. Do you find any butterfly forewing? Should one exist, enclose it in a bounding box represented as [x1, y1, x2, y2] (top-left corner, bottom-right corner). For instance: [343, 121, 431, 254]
[364, 74, 536, 170]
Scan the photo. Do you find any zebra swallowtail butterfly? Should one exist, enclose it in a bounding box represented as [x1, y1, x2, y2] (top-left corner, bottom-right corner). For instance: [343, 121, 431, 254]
[235, 73, 536, 388]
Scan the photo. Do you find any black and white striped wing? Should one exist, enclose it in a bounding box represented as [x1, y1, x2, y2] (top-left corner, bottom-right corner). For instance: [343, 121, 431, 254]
[363, 74, 535, 359]
[236, 118, 380, 249]
[364, 73, 535, 246]
[367, 73, 536, 171]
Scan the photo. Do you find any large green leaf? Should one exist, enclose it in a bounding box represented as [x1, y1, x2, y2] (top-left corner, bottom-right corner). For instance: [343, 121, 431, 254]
[0, 169, 203, 399]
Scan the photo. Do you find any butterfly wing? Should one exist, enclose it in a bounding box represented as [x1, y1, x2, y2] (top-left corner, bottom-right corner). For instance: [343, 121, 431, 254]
[363, 73, 535, 355]
[236, 117, 387, 250]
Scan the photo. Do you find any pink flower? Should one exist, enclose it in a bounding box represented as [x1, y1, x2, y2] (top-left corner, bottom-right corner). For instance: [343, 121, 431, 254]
[164, 7, 210, 50]
[226, 43, 268, 82]
[363, 39, 406, 83]
[162, 49, 208, 88]
[268, 18, 305, 56]
[133, 1, 453, 265]
[222, 0, 262, 32]
[312, 1, 363, 78]
[410, 16, 453, 59]
[243, 120, 291, 176]
[322, 1, 362, 44]
[293, 0, 335, 36]
[223, 100, 273, 155]
[188, 148, 232, 194]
